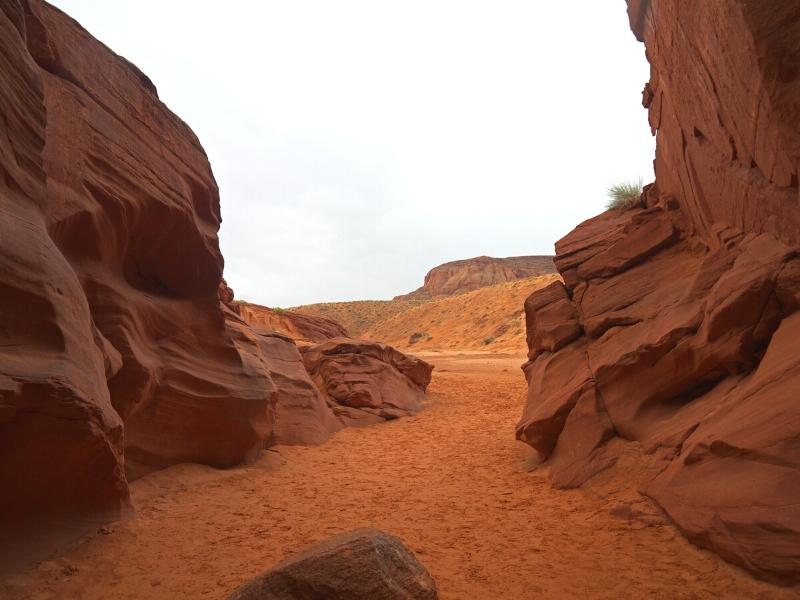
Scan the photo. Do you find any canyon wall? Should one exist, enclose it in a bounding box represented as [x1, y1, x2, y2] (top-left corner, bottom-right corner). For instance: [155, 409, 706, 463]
[518, 0, 800, 584]
[0, 0, 342, 566]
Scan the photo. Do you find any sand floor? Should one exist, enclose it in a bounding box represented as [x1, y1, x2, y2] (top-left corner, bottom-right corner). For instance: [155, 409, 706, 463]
[2, 354, 798, 599]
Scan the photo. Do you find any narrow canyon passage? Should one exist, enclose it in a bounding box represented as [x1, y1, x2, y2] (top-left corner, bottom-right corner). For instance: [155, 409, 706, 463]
[3, 355, 794, 600]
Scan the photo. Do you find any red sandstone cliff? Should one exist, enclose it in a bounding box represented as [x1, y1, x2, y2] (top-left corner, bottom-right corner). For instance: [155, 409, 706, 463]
[0, 0, 344, 566]
[397, 255, 555, 300]
[518, 0, 800, 585]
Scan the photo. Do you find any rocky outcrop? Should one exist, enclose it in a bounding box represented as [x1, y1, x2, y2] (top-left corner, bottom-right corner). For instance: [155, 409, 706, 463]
[24, 0, 286, 476]
[628, 0, 800, 246]
[219, 306, 342, 451]
[0, 0, 339, 566]
[398, 255, 555, 300]
[236, 301, 348, 346]
[227, 528, 438, 600]
[518, 1, 800, 585]
[302, 339, 433, 426]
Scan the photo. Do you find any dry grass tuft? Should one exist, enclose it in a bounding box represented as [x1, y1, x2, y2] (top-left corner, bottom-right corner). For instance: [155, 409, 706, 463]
[606, 179, 643, 210]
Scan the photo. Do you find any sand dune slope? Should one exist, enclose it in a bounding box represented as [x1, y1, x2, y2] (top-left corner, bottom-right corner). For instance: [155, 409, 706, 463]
[363, 274, 561, 352]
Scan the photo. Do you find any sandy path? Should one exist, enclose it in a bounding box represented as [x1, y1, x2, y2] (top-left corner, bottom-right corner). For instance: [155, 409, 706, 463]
[2, 355, 796, 599]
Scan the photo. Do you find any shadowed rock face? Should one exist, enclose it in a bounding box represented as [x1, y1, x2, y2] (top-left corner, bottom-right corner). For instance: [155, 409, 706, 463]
[0, 0, 130, 565]
[518, 1, 800, 585]
[0, 0, 340, 565]
[227, 528, 438, 600]
[398, 255, 556, 300]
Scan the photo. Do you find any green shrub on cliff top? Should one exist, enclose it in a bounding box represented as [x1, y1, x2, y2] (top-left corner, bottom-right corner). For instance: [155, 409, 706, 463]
[606, 179, 643, 210]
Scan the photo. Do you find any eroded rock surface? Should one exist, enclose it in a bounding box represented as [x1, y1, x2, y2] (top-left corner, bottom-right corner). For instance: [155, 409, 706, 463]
[0, 0, 338, 565]
[518, 1, 800, 584]
[227, 528, 438, 600]
[236, 301, 348, 346]
[302, 339, 433, 426]
[0, 0, 130, 565]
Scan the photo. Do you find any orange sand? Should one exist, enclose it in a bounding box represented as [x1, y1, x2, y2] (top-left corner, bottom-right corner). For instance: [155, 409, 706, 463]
[2, 354, 796, 599]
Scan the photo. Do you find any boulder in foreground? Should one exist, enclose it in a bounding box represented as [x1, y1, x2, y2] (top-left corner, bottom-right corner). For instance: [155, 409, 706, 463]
[227, 528, 438, 600]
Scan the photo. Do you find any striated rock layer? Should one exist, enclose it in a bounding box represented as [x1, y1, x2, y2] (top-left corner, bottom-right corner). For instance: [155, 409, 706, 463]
[236, 300, 348, 346]
[518, 0, 800, 585]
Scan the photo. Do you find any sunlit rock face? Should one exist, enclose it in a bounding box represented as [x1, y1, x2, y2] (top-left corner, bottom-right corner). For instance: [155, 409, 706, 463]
[518, 0, 800, 585]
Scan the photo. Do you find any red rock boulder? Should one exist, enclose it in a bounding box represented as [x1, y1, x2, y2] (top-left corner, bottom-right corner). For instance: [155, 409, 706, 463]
[227, 528, 438, 600]
[301, 339, 433, 426]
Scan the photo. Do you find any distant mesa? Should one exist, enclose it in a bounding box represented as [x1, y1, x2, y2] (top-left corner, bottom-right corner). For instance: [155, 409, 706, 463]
[292, 255, 557, 340]
[397, 255, 556, 300]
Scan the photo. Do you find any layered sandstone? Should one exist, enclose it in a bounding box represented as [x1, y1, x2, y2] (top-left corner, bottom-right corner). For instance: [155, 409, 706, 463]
[236, 301, 348, 346]
[0, 0, 341, 565]
[398, 255, 555, 300]
[518, 1, 800, 584]
[302, 339, 433, 426]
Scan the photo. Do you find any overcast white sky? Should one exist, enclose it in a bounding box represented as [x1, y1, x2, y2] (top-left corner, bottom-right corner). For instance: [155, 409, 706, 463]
[52, 1, 654, 307]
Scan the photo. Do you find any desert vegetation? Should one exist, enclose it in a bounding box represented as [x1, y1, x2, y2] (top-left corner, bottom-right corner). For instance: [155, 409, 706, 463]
[606, 179, 643, 210]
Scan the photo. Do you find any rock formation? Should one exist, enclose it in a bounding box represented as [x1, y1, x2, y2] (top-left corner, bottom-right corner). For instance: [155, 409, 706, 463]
[236, 301, 348, 346]
[398, 255, 555, 300]
[302, 339, 433, 426]
[293, 256, 556, 337]
[0, 0, 336, 566]
[518, 0, 800, 585]
[227, 528, 438, 600]
[1, 0, 130, 565]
